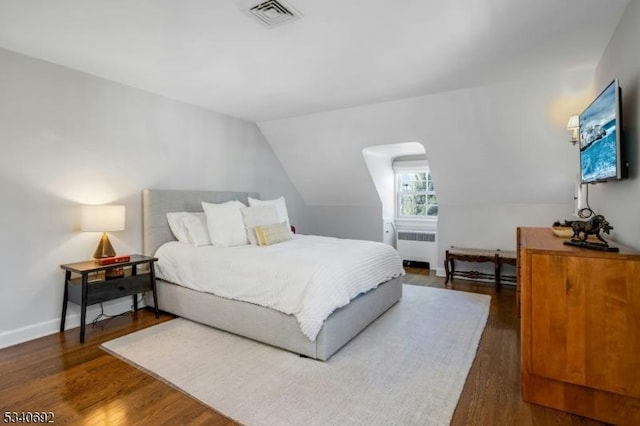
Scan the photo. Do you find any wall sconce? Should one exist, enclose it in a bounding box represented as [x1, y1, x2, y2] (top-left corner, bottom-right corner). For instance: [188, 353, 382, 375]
[567, 115, 579, 145]
[80, 205, 125, 258]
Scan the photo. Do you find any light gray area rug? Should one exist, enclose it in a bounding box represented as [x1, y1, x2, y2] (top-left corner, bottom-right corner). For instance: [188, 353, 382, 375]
[102, 285, 490, 426]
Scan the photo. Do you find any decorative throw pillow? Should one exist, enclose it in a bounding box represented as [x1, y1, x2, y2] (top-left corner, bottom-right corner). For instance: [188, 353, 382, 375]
[182, 213, 211, 247]
[248, 196, 292, 238]
[255, 221, 293, 246]
[202, 200, 248, 247]
[241, 205, 280, 245]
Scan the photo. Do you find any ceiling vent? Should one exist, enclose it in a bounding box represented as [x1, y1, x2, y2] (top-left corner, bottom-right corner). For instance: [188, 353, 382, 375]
[239, 0, 303, 28]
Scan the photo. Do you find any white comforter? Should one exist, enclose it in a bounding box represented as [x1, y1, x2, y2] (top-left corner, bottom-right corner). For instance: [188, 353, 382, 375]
[155, 234, 404, 341]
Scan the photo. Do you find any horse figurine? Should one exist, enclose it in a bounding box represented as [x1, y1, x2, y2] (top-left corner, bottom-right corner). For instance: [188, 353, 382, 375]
[570, 215, 613, 245]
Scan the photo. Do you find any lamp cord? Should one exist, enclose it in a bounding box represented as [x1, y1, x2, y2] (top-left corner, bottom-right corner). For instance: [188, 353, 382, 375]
[91, 295, 144, 326]
[578, 183, 594, 219]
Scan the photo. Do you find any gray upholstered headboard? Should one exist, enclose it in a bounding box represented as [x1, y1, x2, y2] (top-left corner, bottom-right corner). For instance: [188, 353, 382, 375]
[142, 189, 259, 256]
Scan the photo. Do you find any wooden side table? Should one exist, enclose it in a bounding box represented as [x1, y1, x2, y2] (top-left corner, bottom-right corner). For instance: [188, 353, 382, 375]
[60, 254, 159, 343]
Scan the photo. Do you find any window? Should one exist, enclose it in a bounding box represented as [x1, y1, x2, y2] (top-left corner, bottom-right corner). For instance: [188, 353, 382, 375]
[397, 170, 438, 218]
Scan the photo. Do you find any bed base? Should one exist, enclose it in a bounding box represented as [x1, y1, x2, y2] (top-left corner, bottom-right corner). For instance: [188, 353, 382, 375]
[145, 276, 402, 360]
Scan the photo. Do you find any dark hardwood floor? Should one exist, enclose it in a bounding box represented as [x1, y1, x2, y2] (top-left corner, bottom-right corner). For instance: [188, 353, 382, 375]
[0, 271, 606, 425]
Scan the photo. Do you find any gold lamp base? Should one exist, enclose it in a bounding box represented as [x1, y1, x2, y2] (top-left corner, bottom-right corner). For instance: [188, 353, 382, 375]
[93, 232, 116, 258]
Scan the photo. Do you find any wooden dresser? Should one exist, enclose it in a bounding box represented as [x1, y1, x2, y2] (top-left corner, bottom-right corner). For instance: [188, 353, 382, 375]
[518, 227, 640, 424]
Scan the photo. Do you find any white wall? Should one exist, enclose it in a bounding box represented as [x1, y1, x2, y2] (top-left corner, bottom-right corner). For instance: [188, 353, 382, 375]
[304, 205, 383, 241]
[259, 69, 594, 267]
[0, 48, 306, 348]
[588, 0, 640, 249]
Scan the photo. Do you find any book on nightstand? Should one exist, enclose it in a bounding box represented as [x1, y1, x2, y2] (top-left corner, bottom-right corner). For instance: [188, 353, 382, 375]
[96, 255, 130, 266]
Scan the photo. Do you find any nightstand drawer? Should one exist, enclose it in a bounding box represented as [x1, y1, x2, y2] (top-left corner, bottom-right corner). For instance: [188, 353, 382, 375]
[67, 273, 152, 305]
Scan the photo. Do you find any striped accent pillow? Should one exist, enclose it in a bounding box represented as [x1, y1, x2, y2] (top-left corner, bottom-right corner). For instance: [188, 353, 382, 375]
[255, 221, 292, 246]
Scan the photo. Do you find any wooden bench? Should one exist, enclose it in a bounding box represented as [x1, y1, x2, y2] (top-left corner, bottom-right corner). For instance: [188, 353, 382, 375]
[444, 247, 516, 288]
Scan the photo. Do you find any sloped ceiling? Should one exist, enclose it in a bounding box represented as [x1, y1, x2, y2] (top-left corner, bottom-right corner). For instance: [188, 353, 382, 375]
[0, 0, 629, 122]
[259, 69, 596, 208]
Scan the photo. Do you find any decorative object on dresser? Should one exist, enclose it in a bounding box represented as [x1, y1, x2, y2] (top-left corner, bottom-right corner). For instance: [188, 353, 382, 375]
[551, 220, 573, 238]
[444, 247, 516, 288]
[551, 226, 573, 238]
[562, 214, 618, 252]
[517, 227, 640, 424]
[80, 204, 125, 258]
[60, 255, 159, 343]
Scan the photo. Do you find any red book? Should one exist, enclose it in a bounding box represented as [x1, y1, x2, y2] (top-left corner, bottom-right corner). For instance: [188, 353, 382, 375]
[97, 255, 130, 265]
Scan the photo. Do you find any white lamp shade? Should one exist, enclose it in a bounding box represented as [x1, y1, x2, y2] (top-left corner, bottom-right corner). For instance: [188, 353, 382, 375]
[81, 205, 125, 232]
[567, 115, 580, 130]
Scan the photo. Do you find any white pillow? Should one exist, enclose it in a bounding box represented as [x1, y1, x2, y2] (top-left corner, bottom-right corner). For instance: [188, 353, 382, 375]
[202, 200, 248, 247]
[167, 212, 211, 246]
[166, 212, 192, 244]
[248, 197, 292, 237]
[241, 205, 280, 245]
[182, 213, 211, 247]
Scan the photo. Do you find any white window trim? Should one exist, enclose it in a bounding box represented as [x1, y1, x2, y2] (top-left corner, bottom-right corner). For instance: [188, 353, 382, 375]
[392, 160, 429, 173]
[394, 166, 438, 220]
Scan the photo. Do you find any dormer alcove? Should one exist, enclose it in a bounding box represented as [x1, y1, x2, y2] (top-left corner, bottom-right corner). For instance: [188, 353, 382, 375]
[363, 142, 439, 269]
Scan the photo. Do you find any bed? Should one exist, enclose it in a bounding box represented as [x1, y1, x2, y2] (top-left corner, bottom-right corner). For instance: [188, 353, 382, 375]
[142, 189, 404, 360]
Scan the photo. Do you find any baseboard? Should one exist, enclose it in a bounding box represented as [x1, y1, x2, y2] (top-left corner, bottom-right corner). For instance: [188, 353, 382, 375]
[0, 298, 143, 350]
[435, 267, 446, 277]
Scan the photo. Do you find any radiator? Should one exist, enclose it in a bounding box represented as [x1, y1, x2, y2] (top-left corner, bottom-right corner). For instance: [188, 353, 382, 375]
[396, 231, 437, 268]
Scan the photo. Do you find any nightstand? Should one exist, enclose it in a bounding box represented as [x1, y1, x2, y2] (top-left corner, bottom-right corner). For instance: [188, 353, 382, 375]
[60, 254, 159, 343]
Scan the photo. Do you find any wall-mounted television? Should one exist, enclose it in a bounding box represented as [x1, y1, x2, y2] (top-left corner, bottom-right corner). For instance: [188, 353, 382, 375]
[579, 79, 625, 183]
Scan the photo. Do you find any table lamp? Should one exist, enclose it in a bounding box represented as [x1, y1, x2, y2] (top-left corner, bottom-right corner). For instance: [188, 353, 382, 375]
[80, 205, 125, 258]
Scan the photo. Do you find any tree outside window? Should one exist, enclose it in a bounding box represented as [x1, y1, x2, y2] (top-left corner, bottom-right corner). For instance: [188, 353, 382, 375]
[397, 171, 438, 217]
